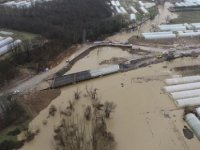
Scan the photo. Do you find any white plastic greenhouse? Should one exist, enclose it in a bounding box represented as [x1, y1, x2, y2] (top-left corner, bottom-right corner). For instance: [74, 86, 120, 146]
[170, 89, 200, 100]
[115, 1, 121, 7]
[111, 1, 116, 6]
[120, 7, 127, 14]
[140, 6, 148, 14]
[115, 7, 122, 14]
[0, 40, 22, 56]
[185, 113, 200, 140]
[163, 82, 200, 93]
[142, 32, 176, 40]
[178, 31, 200, 37]
[130, 6, 138, 13]
[176, 97, 200, 107]
[0, 37, 14, 48]
[158, 25, 186, 31]
[143, 31, 174, 35]
[90, 65, 120, 77]
[165, 76, 200, 85]
[196, 107, 200, 118]
[138, 1, 145, 7]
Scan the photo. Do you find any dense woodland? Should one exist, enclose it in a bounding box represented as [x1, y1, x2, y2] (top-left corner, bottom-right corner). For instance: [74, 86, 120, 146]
[0, 0, 127, 87]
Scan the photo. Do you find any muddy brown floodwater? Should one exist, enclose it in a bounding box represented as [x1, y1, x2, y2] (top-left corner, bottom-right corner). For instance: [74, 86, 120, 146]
[20, 58, 200, 150]
[19, 3, 185, 149]
[65, 46, 138, 75]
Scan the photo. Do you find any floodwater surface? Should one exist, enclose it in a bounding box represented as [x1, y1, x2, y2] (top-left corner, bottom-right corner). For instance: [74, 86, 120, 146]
[20, 58, 200, 150]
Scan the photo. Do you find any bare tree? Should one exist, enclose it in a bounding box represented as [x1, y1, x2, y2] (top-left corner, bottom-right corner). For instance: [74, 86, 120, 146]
[104, 102, 116, 118]
[85, 85, 99, 100]
[84, 105, 92, 121]
[74, 88, 81, 100]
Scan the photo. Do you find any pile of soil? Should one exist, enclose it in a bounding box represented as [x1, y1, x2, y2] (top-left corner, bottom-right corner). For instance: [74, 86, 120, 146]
[174, 65, 200, 76]
[100, 57, 128, 65]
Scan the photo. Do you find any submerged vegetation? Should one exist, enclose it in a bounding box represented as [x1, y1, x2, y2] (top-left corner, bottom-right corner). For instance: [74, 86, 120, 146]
[54, 117, 116, 150]
[47, 86, 117, 150]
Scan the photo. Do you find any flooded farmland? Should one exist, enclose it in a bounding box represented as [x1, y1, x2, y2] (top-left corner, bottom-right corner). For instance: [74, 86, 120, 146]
[20, 58, 200, 150]
[65, 46, 137, 75]
[18, 1, 200, 149]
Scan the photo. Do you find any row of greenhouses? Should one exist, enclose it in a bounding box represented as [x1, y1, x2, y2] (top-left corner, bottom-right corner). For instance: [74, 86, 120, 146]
[158, 23, 200, 31]
[109, 0, 155, 21]
[164, 75, 200, 107]
[175, 0, 200, 8]
[164, 75, 200, 140]
[3, 0, 52, 9]
[142, 22, 200, 39]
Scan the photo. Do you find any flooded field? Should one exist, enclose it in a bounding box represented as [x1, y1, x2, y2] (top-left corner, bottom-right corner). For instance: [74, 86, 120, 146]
[20, 58, 200, 150]
[65, 46, 137, 75]
[18, 2, 191, 150]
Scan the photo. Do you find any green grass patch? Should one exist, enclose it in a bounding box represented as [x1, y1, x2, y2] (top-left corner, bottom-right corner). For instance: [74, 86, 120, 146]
[148, 6, 159, 20]
[136, 13, 144, 22]
[170, 11, 200, 23]
[0, 119, 29, 143]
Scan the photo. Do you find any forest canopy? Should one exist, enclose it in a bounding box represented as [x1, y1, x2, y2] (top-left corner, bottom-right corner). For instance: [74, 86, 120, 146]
[0, 0, 126, 87]
[0, 0, 125, 45]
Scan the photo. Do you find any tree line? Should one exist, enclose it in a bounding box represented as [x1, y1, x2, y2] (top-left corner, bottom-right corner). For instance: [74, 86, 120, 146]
[0, 0, 127, 87]
[0, 0, 125, 44]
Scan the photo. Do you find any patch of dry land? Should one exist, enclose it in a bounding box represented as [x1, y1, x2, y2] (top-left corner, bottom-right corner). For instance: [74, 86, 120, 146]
[19, 57, 200, 150]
